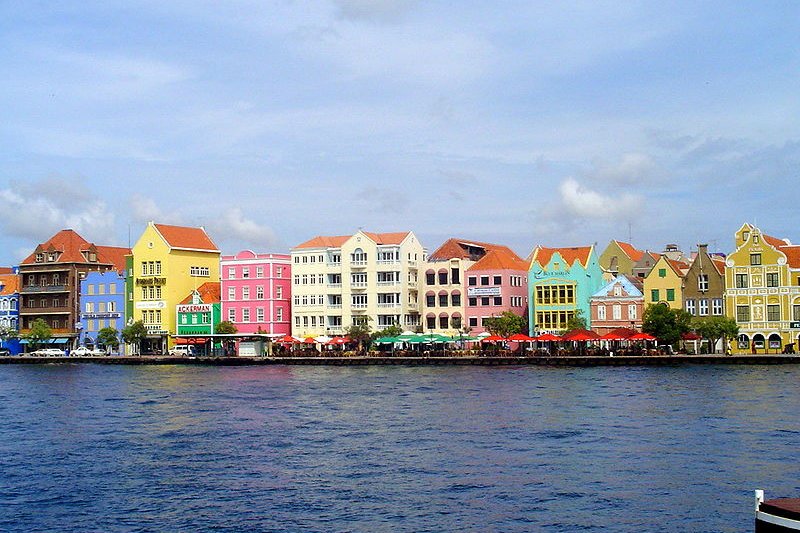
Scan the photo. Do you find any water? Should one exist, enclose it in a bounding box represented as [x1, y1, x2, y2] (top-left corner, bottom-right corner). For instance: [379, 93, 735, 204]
[0, 364, 798, 532]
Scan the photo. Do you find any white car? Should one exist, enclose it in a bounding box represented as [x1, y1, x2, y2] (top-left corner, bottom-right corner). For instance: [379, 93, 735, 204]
[72, 346, 93, 356]
[32, 348, 65, 357]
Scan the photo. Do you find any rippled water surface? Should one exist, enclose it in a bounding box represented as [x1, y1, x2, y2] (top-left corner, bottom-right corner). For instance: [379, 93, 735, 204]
[1, 364, 799, 532]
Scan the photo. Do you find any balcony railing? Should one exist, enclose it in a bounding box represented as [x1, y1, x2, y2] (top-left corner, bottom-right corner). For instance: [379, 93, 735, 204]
[377, 302, 400, 308]
[377, 281, 400, 287]
[327, 283, 342, 288]
[21, 285, 69, 294]
[327, 303, 342, 309]
[352, 282, 368, 288]
[351, 259, 367, 267]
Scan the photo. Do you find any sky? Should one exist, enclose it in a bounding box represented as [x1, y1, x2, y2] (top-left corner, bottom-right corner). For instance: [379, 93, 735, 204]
[1, 1, 798, 264]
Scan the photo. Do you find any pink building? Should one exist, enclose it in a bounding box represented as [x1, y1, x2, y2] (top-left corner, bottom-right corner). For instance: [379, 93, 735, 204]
[220, 250, 292, 335]
[464, 249, 529, 335]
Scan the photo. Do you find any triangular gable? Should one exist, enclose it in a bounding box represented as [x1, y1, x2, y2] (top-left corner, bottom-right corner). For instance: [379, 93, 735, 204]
[592, 274, 643, 298]
[467, 249, 529, 271]
[153, 223, 219, 252]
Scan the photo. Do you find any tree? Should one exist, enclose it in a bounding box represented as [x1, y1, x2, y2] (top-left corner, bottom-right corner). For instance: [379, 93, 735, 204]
[0, 325, 18, 347]
[483, 311, 527, 337]
[215, 321, 238, 334]
[96, 327, 120, 352]
[121, 320, 147, 355]
[563, 309, 588, 333]
[642, 304, 691, 346]
[374, 322, 402, 338]
[26, 318, 52, 351]
[692, 316, 739, 354]
[346, 319, 373, 353]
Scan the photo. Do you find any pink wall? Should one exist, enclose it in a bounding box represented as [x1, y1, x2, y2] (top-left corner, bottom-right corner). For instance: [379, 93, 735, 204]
[464, 268, 528, 335]
[220, 250, 292, 335]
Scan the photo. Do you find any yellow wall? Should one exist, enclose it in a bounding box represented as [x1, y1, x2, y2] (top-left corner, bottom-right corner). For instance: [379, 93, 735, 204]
[643, 256, 684, 310]
[131, 223, 220, 348]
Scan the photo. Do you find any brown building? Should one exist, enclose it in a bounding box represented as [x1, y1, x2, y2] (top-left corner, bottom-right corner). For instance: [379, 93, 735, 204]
[682, 243, 726, 319]
[18, 229, 129, 349]
[589, 274, 645, 334]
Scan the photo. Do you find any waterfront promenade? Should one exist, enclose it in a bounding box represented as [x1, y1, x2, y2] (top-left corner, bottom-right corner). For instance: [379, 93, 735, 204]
[1, 354, 799, 366]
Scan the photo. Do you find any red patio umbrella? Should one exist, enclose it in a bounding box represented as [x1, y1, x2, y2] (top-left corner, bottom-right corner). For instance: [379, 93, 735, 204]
[600, 331, 628, 341]
[507, 333, 535, 342]
[302, 337, 317, 344]
[481, 335, 507, 343]
[534, 333, 562, 342]
[629, 332, 657, 341]
[562, 329, 601, 341]
[277, 334, 299, 344]
[327, 337, 348, 345]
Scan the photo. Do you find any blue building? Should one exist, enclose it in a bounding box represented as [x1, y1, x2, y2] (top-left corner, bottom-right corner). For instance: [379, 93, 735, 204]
[80, 270, 126, 352]
[0, 269, 21, 354]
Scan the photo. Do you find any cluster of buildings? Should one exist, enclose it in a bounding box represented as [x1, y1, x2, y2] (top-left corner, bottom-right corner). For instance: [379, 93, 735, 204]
[1, 221, 798, 355]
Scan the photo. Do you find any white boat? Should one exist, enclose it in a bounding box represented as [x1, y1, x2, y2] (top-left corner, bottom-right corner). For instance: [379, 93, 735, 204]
[756, 490, 800, 531]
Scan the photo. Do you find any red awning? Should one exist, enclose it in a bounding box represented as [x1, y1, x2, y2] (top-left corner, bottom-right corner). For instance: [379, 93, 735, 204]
[534, 333, 562, 342]
[629, 332, 657, 341]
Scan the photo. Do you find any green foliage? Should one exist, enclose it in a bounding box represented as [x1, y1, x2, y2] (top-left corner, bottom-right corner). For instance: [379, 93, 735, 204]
[96, 327, 120, 349]
[346, 318, 373, 352]
[642, 304, 692, 345]
[0, 325, 18, 341]
[26, 318, 52, 349]
[214, 321, 238, 334]
[121, 320, 147, 353]
[692, 316, 739, 353]
[376, 322, 403, 338]
[483, 311, 527, 337]
[563, 309, 588, 333]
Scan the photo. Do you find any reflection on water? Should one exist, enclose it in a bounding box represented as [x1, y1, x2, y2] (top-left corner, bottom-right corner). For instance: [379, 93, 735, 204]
[0, 364, 799, 532]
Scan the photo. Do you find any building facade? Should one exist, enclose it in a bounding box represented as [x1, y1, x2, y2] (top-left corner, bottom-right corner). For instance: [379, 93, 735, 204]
[589, 274, 644, 334]
[290, 230, 424, 337]
[130, 223, 220, 353]
[176, 282, 221, 355]
[18, 229, 129, 350]
[0, 270, 21, 354]
[527, 246, 604, 335]
[220, 250, 292, 335]
[598, 240, 645, 280]
[79, 270, 126, 351]
[725, 223, 800, 354]
[643, 254, 689, 311]
[422, 239, 520, 335]
[682, 244, 726, 320]
[464, 249, 529, 335]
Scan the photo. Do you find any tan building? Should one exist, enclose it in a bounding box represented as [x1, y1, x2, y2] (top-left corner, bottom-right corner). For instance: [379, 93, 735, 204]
[643, 254, 690, 310]
[682, 244, 726, 320]
[599, 240, 645, 279]
[291, 230, 425, 337]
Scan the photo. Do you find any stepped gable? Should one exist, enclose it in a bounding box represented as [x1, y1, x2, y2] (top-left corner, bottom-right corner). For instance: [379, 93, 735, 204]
[614, 240, 645, 262]
[154, 223, 218, 252]
[0, 274, 19, 295]
[429, 238, 517, 261]
[468, 249, 529, 271]
[180, 282, 221, 305]
[532, 246, 593, 268]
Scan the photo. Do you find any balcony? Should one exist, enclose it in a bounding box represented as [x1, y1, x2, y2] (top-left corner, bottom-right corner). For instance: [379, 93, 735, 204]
[327, 303, 343, 309]
[352, 282, 368, 289]
[351, 304, 368, 311]
[377, 259, 400, 266]
[21, 285, 69, 294]
[377, 281, 400, 287]
[351, 259, 367, 268]
[377, 302, 401, 308]
[407, 302, 419, 310]
[327, 283, 342, 289]
[20, 307, 71, 315]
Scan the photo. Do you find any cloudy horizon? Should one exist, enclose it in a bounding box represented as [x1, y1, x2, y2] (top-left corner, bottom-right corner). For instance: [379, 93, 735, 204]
[1, 1, 798, 262]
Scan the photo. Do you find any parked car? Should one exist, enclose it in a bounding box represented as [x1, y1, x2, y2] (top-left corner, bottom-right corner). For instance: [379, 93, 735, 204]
[72, 346, 93, 356]
[168, 345, 197, 357]
[0, 348, 11, 356]
[31, 348, 65, 357]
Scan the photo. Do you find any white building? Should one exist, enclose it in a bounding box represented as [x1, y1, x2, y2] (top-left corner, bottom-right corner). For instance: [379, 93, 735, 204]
[290, 230, 425, 337]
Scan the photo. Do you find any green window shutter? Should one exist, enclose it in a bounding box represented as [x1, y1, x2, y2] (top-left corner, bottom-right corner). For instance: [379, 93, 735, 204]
[666, 288, 675, 302]
[658, 268, 667, 278]
[651, 289, 660, 302]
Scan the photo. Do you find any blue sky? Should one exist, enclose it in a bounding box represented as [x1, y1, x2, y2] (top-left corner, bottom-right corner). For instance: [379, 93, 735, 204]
[1, 1, 798, 263]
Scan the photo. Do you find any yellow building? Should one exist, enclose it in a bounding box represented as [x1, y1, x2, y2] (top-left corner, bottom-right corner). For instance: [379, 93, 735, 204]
[130, 222, 220, 353]
[725, 223, 800, 354]
[643, 255, 689, 310]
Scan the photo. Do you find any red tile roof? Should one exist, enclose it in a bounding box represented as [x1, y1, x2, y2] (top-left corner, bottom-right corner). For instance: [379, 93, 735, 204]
[294, 231, 410, 249]
[0, 267, 13, 275]
[667, 259, 690, 275]
[179, 282, 221, 305]
[0, 274, 19, 295]
[429, 238, 517, 261]
[763, 233, 790, 249]
[154, 224, 219, 252]
[467, 249, 529, 272]
[613, 240, 645, 262]
[20, 229, 129, 268]
[710, 257, 726, 275]
[531, 246, 594, 268]
[780, 245, 800, 269]
[96, 246, 131, 273]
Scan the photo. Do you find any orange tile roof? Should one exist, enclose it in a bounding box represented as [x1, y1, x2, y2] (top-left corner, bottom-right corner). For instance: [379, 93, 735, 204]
[531, 246, 593, 268]
[0, 267, 13, 275]
[762, 233, 789, 249]
[154, 224, 219, 252]
[294, 231, 411, 249]
[0, 274, 19, 295]
[710, 257, 726, 275]
[362, 231, 410, 245]
[179, 282, 221, 305]
[429, 238, 518, 261]
[614, 240, 645, 262]
[20, 229, 91, 264]
[96, 246, 131, 273]
[467, 249, 529, 271]
[667, 259, 690, 275]
[780, 245, 800, 269]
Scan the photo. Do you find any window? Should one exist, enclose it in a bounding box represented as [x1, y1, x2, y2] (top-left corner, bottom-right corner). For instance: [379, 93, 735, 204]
[242, 308, 250, 322]
[451, 293, 461, 306]
[736, 305, 750, 322]
[276, 266, 283, 277]
[190, 266, 210, 277]
[87, 284, 95, 296]
[712, 299, 723, 315]
[766, 272, 779, 287]
[658, 268, 666, 278]
[242, 268, 250, 278]
[109, 284, 116, 295]
[481, 297, 490, 306]
[98, 284, 105, 295]
[793, 304, 800, 321]
[276, 308, 283, 321]
[698, 299, 709, 316]
[480, 276, 490, 286]
[468, 276, 477, 286]
[228, 268, 235, 279]
[451, 268, 460, 284]
[628, 305, 637, 320]
[666, 289, 675, 302]
[750, 253, 762, 266]
[468, 297, 477, 307]
[438, 272, 448, 284]
[256, 286, 264, 299]
[612, 305, 621, 320]
[735, 274, 748, 288]
[426, 316, 436, 329]
[597, 305, 606, 320]
[85, 302, 95, 313]
[426, 294, 436, 307]
[535, 285, 575, 305]
[493, 276, 502, 285]
[493, 297, 502, 306]
[767, 304, 780, 321]
[651, 289, 660, 302]
[439, 294, 448, 307]
[35, 253, 43, 263]
[439, 315, 448, 329]
[242, 287, 250, 300]
[426, 272, 435, 285]
[685, 299, 696, 315]
[228, 287, 236, 300]
[469, 317, 478, 327]
[698, 274, 709, 292]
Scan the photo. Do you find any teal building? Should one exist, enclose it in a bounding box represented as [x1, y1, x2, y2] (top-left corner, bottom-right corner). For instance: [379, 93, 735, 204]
[527, 245, 604, 335]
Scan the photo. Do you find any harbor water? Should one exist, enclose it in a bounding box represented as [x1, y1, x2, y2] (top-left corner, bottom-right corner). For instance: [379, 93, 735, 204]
[1, 364, 798, 532]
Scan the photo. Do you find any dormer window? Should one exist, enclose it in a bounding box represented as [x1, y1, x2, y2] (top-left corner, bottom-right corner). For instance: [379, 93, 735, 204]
[743, 231, 750, 242]
[48, 253, 57, 262]
[35, 253, 44, 263]
[89, 252, 97, 262]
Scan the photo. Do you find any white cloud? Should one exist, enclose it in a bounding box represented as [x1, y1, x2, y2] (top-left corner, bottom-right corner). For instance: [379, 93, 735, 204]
[129, 195, 183, 225]
[0, 178, 115, 243]
[587, 153, 659, 185]
[559, 178, 642, 219]
[206, 208, 278, 249]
